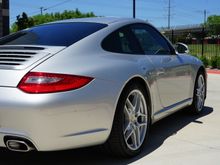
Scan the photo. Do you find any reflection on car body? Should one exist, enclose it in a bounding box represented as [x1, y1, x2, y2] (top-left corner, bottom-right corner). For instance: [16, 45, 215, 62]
[0, 17, 206, 157]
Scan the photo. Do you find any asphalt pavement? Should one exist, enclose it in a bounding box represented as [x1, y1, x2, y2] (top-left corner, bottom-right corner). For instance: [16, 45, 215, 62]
[0, 73, 220, 165]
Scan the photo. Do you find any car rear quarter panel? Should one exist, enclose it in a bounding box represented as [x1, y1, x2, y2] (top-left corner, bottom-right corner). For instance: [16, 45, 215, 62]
[0, 78, 118, 150]
[31, 30, 161, 131]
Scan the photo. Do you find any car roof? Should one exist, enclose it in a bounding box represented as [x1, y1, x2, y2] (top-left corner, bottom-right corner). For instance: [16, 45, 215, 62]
[51, 17, 145, 25]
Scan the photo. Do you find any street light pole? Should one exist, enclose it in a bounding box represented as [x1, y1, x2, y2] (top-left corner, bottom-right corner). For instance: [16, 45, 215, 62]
[133, 0, 136, 18]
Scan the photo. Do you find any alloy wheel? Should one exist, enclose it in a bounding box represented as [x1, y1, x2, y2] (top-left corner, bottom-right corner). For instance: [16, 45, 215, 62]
[196, 75, 205, 112]
[123, 90, 148, 151]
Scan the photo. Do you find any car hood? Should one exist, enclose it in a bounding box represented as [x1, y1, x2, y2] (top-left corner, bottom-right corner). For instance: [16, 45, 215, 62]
[0, 45, 65, 87]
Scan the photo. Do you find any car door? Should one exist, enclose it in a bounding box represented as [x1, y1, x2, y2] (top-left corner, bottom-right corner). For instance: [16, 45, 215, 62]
[130, 24, 192, 109]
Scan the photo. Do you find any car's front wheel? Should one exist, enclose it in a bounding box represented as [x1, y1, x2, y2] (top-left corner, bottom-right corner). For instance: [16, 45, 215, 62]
[190, 72, 206, 114]
[105, 83, 150, 157]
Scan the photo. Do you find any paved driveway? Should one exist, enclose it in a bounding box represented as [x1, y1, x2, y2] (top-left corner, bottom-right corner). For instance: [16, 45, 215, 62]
[0, 74, 220, 165]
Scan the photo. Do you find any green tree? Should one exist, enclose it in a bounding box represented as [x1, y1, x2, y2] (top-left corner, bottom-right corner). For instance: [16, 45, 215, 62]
[14, 12, 34, 32]
[206, 15, 220, 35]
[11, 9, 96, 32]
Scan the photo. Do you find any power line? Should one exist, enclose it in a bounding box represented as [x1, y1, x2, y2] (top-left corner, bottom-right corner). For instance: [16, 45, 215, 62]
[196, 9, 209, 24]
[11, 0, 74, 22]
[10, 0, 217, 27]
[44, 0, 74, 11]
[38, 0, 74, 15]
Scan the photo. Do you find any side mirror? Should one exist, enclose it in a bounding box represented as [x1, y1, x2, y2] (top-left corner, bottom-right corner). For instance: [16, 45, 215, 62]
[175, 42, 189, 54]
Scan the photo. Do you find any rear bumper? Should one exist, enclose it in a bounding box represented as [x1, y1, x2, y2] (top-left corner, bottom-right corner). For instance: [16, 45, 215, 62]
[0, 81, 117, 151]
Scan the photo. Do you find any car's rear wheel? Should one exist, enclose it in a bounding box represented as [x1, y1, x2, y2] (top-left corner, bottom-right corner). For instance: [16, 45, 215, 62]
[190, 72, 206, 114]
[105, 84, 150, 157]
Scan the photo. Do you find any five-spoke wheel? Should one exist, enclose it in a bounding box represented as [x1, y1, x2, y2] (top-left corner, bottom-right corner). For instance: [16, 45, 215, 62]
[123, 90, 148, 151]
[190, 72, 206, 114]
[105, 83, 150, 157]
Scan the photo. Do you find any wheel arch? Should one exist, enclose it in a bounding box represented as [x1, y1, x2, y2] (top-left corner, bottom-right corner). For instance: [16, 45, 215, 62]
[196, 66, 207, 99]
[104, 76, 153, 155]
[114, 76, 153, 125]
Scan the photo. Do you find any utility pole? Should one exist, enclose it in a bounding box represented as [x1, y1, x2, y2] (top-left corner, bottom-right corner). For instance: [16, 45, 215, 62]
[40, 7, 44, 15]
[133, 0, 136, 18]
[201, 9, 207, 57]
[204, 9, 207, 24]
[197, 9, 208, 24]
[168, 0, 171, 29]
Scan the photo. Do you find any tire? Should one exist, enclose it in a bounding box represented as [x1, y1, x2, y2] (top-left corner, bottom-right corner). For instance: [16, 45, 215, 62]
[105, 83, 150, 157]
[190, 72, 206, 114]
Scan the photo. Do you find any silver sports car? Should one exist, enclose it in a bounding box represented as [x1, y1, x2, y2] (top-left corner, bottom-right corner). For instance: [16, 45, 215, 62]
[0, 17, 206, 157]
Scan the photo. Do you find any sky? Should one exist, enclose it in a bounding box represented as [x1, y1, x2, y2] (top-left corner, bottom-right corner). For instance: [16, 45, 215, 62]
[10, 0, 220, 28]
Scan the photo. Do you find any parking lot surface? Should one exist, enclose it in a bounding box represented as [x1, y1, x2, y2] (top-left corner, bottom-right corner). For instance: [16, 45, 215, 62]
[0, 73, 220, 165]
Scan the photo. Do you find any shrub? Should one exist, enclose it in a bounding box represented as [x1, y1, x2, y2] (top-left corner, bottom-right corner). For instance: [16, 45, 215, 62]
[209, 56, 220, 68]
[192, 54, 198, 58]
[217, 56, 220, 69]
[199, 56, 209, 67]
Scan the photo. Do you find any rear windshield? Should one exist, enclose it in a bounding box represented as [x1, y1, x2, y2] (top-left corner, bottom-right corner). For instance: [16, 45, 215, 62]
[0, 22, 107, 46]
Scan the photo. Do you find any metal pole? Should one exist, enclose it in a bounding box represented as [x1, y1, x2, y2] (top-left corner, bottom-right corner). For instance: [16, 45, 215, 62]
[168, 0, 171, 29]
[1, 0, 9, 37]
[202, 26, 205, 57]
[171, 29, 174, 43]
[133, 0, 136, 18]
[201, 9, 207, 57]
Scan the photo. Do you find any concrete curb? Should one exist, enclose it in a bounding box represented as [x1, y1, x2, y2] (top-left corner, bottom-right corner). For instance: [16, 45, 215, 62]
[206, 69, 220, 75]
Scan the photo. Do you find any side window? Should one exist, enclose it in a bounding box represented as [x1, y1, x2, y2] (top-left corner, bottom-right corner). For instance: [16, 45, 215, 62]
[102, 26, 143, 54]
[131, 24, 171, 55]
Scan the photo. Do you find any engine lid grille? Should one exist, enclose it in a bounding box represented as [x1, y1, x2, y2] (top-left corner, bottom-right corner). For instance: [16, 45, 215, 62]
[0, 45, 62, 70]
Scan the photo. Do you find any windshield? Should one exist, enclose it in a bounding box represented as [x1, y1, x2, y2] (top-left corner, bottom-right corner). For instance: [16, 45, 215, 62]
[0, 22, 107, 46]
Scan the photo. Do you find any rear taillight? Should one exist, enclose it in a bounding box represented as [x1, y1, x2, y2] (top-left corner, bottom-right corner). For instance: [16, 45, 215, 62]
[18, 72, 93, 94]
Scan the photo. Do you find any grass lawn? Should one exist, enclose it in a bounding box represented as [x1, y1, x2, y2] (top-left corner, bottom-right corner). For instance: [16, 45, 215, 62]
[188, 44, 220, 58]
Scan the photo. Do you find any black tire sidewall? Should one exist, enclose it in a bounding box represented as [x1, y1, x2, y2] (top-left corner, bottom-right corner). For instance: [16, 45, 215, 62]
[114, 84, 150, 157]
[191, 72, 206, 114]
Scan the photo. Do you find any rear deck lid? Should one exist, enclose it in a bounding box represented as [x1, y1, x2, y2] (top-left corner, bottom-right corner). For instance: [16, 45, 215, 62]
[0, 45, 65, 87]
